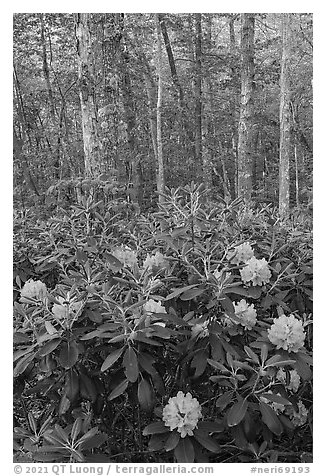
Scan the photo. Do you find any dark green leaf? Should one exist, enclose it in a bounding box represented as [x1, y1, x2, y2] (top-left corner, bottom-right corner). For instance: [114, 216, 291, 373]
[107, 379, 129, 401]
[174, 437, 195, 463]
[143, 421, 169, 435]
[227, 398, 248, 427]
[123, 347, 139, 382]
[259, 402, 283, 435]
[101, 346, 125, 372]
[58, 341, 79, 369]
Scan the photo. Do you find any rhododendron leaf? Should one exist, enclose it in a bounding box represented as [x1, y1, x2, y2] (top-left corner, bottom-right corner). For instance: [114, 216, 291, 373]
[123, 347, 139, 382]
[107, 379, 128, 401]
[259, 402, 283, 435]
[137, 378, 154, 412]
[244, 345, 260, 364]
[143, 421, 169, 435]
[194, 433, 221, 453]
[101, 346, 125, 372]
[58, 341, 79, 369]
[260, 393, 291, 405]
[174, 437, 195, 463]
[38, 338, 61, 357]
[164, 431, 180, 451]
[14, 353, 35, 377]
[104, 253, 123, 270]
[179, 287, 204, 301]
[197, 421, 224, 433]
[227, 398, 248, 427]
[148, 433, 169, 451]
[165, 284, 198, 300]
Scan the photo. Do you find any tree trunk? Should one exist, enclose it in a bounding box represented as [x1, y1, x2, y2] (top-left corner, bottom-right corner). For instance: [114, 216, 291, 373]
[75, 13, 101, 177]
[39, 14, 56, 120]
[279, 13, 292, 218]
[194, 14, 203, 177]
[229, 14, 239, 198]
[237, 13, 255, 201]
[155, 14, 165, 204]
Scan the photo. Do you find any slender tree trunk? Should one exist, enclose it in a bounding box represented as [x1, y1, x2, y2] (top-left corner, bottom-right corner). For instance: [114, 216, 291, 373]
[237, 13, 255, 201]
[279, 13, 292, 218]
[155, 14, 165, 203]
[229, 14, 239, 198]
[75, 13, 101, 177]
[39, 14, 56, 119]
[194, 14, 203, 177]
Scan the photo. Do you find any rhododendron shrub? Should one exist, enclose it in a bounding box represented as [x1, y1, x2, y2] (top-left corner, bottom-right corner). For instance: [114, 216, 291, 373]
[13, 187, 312, 463]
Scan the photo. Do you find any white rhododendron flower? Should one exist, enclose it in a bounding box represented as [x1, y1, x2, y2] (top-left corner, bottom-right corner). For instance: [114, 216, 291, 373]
[112, 246, 137, 268]
[276, 368, 301, 393]
[143, 251, 167, 271]
[260, 391, 286, 414]
[233, 299, 257, 330]
[268, 314, 306, 353]
[229, 242, 254, 265]
[20, 279, 47, 301]
[143, 299, 166, 327]
[52, 297, 81, 320]
[143, 299, 166, 314]
[287, 401, 308, 427]
[191, 320, 209, 339]
[240, 257, 272, 286]
[162, 391, 202, 438]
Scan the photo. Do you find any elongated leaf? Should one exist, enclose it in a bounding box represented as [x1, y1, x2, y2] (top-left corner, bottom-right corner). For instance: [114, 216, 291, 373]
[64, 370, 79, 401]
[13, 353, 35, 377]
[244, 345, 260, 364]
[143, 421, 169, 436]
[227, 398, 248, 427]
[108, 379, 128, 401]
[259, 402, 283, 435]
[38, 338, 61, 357]
[260, 393, 291, 405]
[133, 333, 162, 346]
[197, 421, 224, 433]
[164, 432, 180, 451]
[123, 347, 139, 382]
[137, 378, 154, 412]
[45, 321, 58, 335]
[179, 288, 204, 301]
[194, 433, 221, 453]
[165, 284, 199, 301]
[207, 358, 228, 372]
[148, 433, 169, 451]
[101, 346, 125, 372]
[79, 374, 97, 402]
[104, 253, 123, 270]
[58, 341, 79, 369]
[174, 437, 195, 463]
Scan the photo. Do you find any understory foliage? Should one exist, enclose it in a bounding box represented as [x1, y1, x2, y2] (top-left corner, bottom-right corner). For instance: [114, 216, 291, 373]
[13, 184, 312, 463]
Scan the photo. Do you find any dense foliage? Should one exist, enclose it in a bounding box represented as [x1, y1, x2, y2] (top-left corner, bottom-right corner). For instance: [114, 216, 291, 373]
[13, 185, 312, 463]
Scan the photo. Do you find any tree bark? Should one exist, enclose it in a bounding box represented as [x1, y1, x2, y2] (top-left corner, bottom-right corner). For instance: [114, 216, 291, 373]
[155, 14, 165, 204]
[39, 14, 56, 120]
[279, 13, 292, 218]
[75, 13, 102, 177]
[237, 13, 255, 201]
[194, 14, 203, 176]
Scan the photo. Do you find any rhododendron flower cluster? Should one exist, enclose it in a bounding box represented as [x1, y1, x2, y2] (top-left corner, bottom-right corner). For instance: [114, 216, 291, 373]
[233, 299, 257, 330]
[191, 320, 209, 339]
[143, 299, 166, 327]
[286, 401, 308, 427]
[268, 314, 306, 353]
[162, 391, 202, 438]
[52, 297, 81, 320]
[143, 299, 166, 314]
[20, 279, 47, 301]
[240, 257, 271, 286]
[276, 368, 301, 393]
[112, 246, 137, 268]
[143, 251, 167, 271]
[229, 242, 254, 265]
